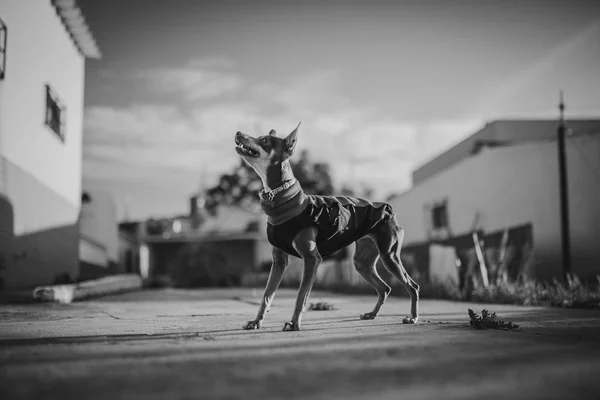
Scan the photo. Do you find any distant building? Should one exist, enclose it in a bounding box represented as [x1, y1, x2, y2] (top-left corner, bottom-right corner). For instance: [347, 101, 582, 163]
[389, 119, 600, 282]
[0, 0, 100, 289]
[118, 196, 271, 286]
[78, 188, 122, 280]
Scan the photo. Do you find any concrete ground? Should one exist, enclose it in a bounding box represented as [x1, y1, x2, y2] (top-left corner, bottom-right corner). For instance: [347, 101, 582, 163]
[1, 288, 600, 400]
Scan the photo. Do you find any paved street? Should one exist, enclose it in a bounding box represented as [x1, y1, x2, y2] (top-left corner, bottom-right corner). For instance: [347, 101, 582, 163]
[1, 288, 600, 400]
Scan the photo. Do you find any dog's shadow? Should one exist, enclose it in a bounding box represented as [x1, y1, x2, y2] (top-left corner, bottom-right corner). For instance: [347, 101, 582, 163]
[201, 317, 423, 337]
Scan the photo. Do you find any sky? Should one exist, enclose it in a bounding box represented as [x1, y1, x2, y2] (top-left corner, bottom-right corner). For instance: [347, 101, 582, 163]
[77, 0, 600, 221]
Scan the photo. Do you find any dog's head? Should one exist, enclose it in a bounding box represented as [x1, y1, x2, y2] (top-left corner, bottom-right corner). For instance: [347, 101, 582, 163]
[234, 122, 300, 174]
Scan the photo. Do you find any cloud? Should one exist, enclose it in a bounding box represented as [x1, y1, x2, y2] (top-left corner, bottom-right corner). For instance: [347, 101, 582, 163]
[251, 70, 350, 118]
[320, 117, 483, 194]
[411, 118, 485, 166]
[83, 103, 247, 180]
[84, 57, 485, 212]
[187, 56, 237, 70]
[84, 104, 185, 143]
[471, 17, 600, 117]
[136, 61, 244, 100]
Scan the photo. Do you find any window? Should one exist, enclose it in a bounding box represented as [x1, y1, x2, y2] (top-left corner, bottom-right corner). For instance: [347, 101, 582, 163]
[425, 199, 451, 241]
[0, 18, 6, 80]
[45, 85, 66, 141]
[432, 203, 448, 229]
[172, 219, 182, 234]
[81, 192, 92, 204]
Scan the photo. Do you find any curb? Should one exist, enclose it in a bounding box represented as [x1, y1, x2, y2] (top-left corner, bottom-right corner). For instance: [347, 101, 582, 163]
[32, 274, 143, 304]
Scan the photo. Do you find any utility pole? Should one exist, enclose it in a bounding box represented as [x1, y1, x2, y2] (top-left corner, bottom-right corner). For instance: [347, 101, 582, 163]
[557, 91, 571, 279]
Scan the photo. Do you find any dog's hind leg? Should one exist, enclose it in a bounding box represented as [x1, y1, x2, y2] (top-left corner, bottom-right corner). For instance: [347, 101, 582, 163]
[353, 236, 391, 320]
[373, 218, 420, 324]
[243, 246, 289, 330]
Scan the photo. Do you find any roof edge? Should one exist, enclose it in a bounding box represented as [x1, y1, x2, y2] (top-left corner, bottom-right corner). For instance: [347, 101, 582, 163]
[52, 0, 101, 59]
[412, 118, 600, 181]
[411, 120, 495, 177]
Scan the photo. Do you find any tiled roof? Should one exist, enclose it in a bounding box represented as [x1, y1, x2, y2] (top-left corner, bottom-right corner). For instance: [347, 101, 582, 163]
[52, 0, 101, 59]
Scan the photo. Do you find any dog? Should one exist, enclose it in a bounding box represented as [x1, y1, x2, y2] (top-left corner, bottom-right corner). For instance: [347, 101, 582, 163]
[235, 123, 420, 331]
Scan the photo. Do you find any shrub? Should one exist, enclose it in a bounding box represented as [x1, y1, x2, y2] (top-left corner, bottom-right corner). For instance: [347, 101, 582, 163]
[437, 274, 600, 308]
[468, 309, 519, 330]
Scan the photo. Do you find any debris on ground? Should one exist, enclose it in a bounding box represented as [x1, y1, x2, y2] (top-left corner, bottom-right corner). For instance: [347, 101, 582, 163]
[468, 309, 519, 330]
[309, 302, 336, 311]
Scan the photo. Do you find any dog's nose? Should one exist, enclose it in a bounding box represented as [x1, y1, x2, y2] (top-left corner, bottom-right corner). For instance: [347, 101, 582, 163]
[235, 131, 242, 137]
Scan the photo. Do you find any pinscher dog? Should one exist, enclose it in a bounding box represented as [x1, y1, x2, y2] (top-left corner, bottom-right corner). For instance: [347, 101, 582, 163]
[235, 123, 420, 331]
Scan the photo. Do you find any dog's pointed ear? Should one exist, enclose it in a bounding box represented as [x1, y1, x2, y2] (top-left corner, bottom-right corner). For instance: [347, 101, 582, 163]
[283, 122, 300, 156]
[269, 129, 276, 136]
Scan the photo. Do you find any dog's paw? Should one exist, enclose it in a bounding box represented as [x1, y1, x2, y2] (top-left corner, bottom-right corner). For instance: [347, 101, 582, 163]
[282, 321, 300, 331]
[402, 316, 418, 324]
[243, 319, 262, 330]
[359, 312, 378, 320]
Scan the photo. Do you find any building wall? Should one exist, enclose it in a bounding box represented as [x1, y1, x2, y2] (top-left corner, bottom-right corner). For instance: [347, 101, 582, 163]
[565, 134, 600, 278]
[0, 0, 84, 219]
[0, 161, 79, 288]
[80, 188, 119, 263]
[0, 1, 85, 289]
[79, 238, 108, 270]
[117, 233, 138, 274]
[391, 135, 600, 281]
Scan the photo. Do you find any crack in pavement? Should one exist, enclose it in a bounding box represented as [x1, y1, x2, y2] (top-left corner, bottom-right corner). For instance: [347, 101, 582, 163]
[231, 296, 261, 306]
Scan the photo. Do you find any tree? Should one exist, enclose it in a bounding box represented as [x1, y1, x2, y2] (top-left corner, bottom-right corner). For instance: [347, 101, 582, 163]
[204, 161, 262, 213]
[204, 150, 335, 210]
[291, 150, 334, 196]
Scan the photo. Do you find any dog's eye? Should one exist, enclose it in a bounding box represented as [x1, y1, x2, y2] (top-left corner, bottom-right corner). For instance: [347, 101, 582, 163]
[261, 137, 270, 144]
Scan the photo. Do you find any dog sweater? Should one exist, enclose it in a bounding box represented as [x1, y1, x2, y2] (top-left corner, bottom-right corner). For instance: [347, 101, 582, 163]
[260, 181, 394, 258]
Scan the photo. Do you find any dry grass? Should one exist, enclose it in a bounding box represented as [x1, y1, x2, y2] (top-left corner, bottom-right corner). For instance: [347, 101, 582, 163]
[469, 275, 600, 308]
[308, 301, 336, 311]
[424, 274, 600, 309]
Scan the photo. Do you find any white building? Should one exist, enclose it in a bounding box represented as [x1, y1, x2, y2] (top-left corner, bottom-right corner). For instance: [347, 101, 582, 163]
[79, 188, 120, 280]
[0, 0, 100, 289]
[390, 120, 600, 282]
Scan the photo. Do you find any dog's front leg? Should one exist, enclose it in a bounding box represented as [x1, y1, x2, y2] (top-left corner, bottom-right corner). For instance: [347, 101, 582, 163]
[283, 227, 322, 332]
[244, 246, 288, 330]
